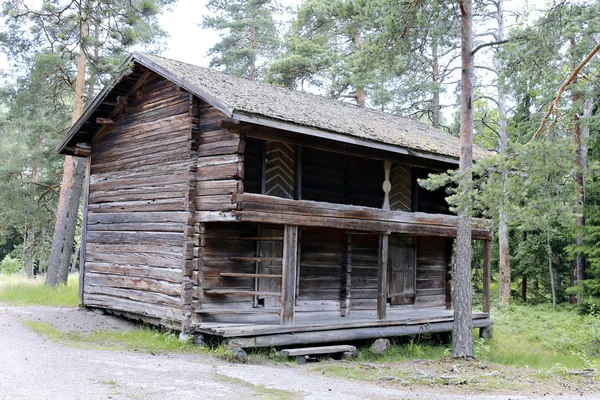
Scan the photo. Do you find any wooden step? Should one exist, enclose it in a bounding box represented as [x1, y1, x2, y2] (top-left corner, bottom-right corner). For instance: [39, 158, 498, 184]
[220, 273, 282, 279]
[280, 345, 357, 357]
[195, 308, 280, 315]
[230, 256, 283, 262]
[204, 289, 281, 297]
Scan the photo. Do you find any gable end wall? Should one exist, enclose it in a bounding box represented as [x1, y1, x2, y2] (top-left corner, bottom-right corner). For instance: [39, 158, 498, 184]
[83, 74, 198, 329]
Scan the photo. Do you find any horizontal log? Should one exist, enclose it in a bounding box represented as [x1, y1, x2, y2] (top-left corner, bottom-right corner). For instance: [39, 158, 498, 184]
[240, 193, 491, 230]
[88, 222, 186, 233]
[85, 272, 181, 297]
[88, 212, 190, 225]
[88, 198, 186, 213]
[197, 180, 243, 196]
[220, 273, 282, 279]
[204, 289, 280, 297]
[86, 252, 184, 269]
[87, 231, 184, 246]
[84, 294, 182, 321]
[85, 285, 183, 308]
[86, 243, 183, 256]
[238, 210, 492, 240]
[86, 263, 182, 283]
[224, 319, 493, 348]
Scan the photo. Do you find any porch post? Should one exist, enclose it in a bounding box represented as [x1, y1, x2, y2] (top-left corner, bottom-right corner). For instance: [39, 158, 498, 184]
[377, 233, 389, 320]
[483, 239, 491, 314]
[281, 225, 299, 324]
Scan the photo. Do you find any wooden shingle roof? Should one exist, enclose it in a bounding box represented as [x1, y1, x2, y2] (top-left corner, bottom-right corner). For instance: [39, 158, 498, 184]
[58, 53, 490, 162]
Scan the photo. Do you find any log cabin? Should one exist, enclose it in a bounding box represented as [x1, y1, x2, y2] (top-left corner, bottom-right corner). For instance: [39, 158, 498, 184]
[57, 53, 493, 348]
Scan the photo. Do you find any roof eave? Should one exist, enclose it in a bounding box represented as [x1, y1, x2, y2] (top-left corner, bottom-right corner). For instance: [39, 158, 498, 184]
[231, 111, 460, 166]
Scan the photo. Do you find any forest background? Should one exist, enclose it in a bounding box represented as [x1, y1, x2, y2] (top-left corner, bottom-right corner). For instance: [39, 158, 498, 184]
[0, 0, 599, 329]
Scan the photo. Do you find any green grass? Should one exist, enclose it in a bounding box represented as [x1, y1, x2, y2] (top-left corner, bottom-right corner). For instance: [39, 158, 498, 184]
[481, 304, 600, 370]
[214, 373, 300, 400]
[313, 303, 600, 392]
[23, 320, 203, 353]
[0, 274, 79, 307]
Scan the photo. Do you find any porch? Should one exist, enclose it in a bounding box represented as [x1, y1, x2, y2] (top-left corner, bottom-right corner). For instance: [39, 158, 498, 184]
[191, 307, 493, 347]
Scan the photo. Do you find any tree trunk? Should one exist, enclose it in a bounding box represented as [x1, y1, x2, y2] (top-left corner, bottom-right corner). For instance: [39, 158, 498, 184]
[354, 30, 366, 107]
[546, 223, 556, 311]
[26, 229, 36, 279]
[571, 38, 585, 303]
[71, 246, 80, 273]
[521, 276, 527, 302]
[26, 151, 40, 279]
[431, 2, 440, 128]
[57, 158, 86, 284]
[250, 14, 256, 81]
[38, 225, 46, 275]
[46, 13, 89, 286]
[452, 0, 474, 359]
[496, 0, 511, 307]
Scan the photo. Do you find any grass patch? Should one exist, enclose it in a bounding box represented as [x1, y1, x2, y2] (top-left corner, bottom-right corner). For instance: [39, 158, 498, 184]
[23, 320, 202, 353]
[481, 304, 600, 370]
[0, 274, 79, 307]
[214, 373, 300, 400]
[313, 304, 600, 393]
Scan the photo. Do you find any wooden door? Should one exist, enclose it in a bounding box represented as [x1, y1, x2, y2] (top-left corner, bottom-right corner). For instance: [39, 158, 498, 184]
[256, 227, 284, 308]
[388, 236, 416, 305]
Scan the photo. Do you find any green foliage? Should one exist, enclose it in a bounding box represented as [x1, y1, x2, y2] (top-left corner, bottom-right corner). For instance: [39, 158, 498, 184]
[203, 0, 281, 79]
[0, 256, 21, 274]
[0, 274, 78, 306]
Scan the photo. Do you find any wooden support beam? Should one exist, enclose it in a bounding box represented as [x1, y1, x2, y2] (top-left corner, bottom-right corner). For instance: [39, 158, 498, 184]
[281, 225, 299, 325]
[78, 156, 91, 307]
[96, 117, 115, 125]
[116, 96, 131, 106]
[377, 234, 389, 320]
[483, 239, 491, 313]
[341, 234, 352, 317]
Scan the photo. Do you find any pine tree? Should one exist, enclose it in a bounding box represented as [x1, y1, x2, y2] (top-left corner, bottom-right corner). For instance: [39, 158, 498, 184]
[203, 0, 281, 80]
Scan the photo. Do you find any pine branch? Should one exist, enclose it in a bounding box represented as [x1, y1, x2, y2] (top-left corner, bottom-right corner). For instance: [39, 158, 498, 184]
[529, 43, 600, 143]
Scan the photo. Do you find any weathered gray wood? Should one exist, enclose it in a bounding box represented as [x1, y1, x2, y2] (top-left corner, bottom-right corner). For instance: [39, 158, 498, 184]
[377, 234, 389, 320]
[220, 273, 282, 279]
[204, 289, 280, 297]
[280, 345, 356, 357]
[483, 239, 491, 313]
[79, 155, 91, 307]
[224, 318, 493, 348]
[281, 225, 299, 325]
[341, 234, 352, 317]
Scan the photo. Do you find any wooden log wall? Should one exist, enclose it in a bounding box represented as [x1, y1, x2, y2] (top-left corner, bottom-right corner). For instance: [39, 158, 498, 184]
[193, 222, 258, 321]
[415, 237, 450, 307]
[85, 74, 199, 329]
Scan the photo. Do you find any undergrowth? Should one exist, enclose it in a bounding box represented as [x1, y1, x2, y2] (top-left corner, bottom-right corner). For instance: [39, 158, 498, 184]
[0, 274, 79, 307]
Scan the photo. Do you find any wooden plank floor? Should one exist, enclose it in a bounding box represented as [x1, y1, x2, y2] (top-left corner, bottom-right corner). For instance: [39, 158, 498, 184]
[192, 308, 490, 338]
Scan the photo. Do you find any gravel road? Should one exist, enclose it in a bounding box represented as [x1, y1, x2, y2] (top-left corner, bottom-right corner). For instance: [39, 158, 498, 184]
[1, 305, 599, 400]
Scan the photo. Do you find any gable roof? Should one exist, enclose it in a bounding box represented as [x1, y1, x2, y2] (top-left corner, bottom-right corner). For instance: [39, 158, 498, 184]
[58, 53, 490, 162]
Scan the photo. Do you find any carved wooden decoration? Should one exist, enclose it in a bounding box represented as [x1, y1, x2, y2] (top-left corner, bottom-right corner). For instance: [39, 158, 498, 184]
[382, 160, 392, 211]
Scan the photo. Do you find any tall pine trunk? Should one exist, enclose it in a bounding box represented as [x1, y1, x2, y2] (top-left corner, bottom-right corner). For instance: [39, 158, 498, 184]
[57, 158, 86, 284]
[496, 0, 511, 306]
[46, 14, 89, 286]
[354, 30, 366, 107]
[453, 0, 474, 359]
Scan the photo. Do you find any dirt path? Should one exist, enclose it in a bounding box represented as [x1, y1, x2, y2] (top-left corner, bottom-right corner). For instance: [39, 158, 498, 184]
[1, 305, 598, 400]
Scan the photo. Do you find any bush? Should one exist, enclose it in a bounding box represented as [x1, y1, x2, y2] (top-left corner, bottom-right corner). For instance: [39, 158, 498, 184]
[0, 256, 21, 274]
